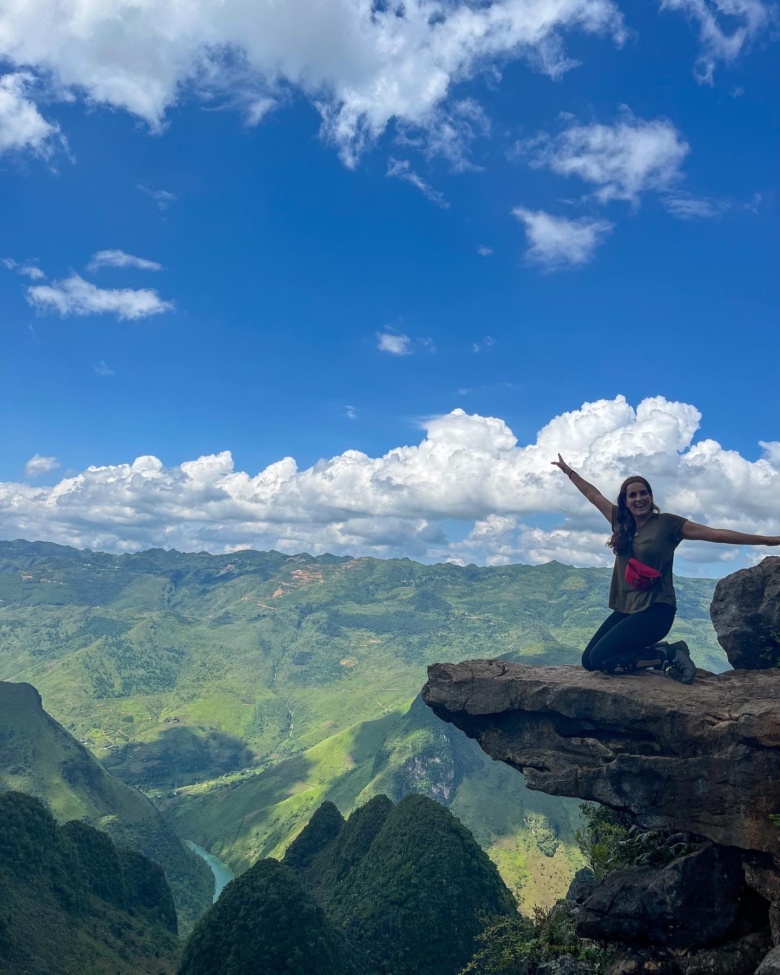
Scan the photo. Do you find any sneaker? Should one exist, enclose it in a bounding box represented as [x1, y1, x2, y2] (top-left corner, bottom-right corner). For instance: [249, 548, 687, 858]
[602, 655, 637, 675]
[663, 640, 696, 685]
[634, 647, 666, 671]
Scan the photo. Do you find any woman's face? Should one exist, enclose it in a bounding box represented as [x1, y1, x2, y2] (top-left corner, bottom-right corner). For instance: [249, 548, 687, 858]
[625, 480, 652, 521]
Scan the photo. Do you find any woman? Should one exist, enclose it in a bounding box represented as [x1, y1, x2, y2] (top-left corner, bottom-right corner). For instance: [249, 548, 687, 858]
[553, 455, 780, 683]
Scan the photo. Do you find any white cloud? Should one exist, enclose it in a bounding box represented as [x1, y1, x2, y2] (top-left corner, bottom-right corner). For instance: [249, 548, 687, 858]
[345, 404, 357, 420]
[1, 396, 778, 575]
[396, 98, 491, 171]
[26, 274, 174, 321]
[759, 441, 780, 468]
[472, 336, 496, 352]
[664, 195, 728, 219]
[0, 72, 61, 157]
[512, 207, 613, 269]
[87, 250, 163, 272]
[661, 0, 775, 82]
[0, 0, 625, 166]
[94, 360, 115, 376]
[377, 331, 412, 355]
[2, 258, 46, 279]
[477, 245, 494, 257]
[522, 110, 690, 205]
[387, 158, 449, 208]
[138, 185, 177, 210]
[24, 454, 59, 478]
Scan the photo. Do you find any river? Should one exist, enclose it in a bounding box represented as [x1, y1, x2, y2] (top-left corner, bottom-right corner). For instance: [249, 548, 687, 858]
[185, 840, 235, 902]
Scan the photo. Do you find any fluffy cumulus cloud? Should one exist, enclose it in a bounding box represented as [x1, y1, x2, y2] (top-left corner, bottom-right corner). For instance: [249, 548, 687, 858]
[0, 0, 628, 164]
[512, 207, 614, 269]
[0, 72, 61, 156]
[26, 274, 174, 320]
[1, 396, 778, 575]
[0, 0, 773, 166]
[522, 110, 690, 205]
[377, 331, 412, 355]
[24, 454, 59, 478]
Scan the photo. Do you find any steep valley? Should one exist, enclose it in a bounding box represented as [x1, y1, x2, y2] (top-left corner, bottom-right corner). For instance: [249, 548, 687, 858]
[0, 540, 728, 910]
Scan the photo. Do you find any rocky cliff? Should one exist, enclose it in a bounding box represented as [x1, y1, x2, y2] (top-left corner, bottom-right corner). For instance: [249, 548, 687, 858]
[422, 557, 780, 975]
[422, 661, 780, 855]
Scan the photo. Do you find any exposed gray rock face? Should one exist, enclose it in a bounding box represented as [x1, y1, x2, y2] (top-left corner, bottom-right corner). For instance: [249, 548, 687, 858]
[605, 932, 774, 975]
[682, 932, 772, 975]
[421, 661, 780, 854]
[758, 946, 780, 974]
[710, 557, 780, 669]
[575, 844, 746, 948]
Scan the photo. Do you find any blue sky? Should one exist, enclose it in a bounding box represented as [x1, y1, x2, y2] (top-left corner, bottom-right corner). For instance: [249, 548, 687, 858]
[1, 0, 778, 574]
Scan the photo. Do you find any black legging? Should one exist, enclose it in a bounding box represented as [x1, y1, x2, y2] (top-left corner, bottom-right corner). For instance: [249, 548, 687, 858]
[582, 603, 676, 672]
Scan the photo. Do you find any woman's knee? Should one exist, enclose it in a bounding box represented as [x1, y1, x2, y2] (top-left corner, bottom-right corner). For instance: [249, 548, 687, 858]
[581, 649, 598, 671]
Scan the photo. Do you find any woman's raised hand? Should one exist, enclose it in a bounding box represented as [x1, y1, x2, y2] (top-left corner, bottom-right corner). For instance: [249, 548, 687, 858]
[552, 454, 573, 477]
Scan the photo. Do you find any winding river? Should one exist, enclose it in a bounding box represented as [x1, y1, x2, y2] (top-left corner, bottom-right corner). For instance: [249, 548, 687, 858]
[185, 840, 235, 902]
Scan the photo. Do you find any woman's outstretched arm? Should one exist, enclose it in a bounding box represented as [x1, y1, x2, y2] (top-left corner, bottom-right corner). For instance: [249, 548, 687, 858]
[552, 454, 613, 523]
[681, 522, 780, 545]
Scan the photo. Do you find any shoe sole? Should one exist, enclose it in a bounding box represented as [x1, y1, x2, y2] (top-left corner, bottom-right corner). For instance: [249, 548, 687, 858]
[634, 655, 666, 671]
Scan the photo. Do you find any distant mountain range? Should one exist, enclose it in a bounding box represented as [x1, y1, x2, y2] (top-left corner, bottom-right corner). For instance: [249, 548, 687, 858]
[0, 539, 726, 909]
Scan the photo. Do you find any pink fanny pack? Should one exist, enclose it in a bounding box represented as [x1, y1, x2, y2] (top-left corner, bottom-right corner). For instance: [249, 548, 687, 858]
[625, 558, 661, 591]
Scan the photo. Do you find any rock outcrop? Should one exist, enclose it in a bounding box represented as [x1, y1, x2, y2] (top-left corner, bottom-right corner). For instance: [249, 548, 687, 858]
[422, 560, 780, 973]
[422, 661, 780, 855]
[711, 557, 780, 670]
[576, 843, 751, 947]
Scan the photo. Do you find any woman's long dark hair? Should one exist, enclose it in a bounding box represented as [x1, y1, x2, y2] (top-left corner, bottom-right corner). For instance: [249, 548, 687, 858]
[608, 476, 660, 556]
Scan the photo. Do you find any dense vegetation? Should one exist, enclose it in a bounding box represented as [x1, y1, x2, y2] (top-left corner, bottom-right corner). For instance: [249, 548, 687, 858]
[0, 680, 213, 935]
[0, 791, 180, 975]
[181, 794, 515, 975]
[0, 540, 725, 905]
[178, 858, 358, 975]
[320, 794, 516, 975]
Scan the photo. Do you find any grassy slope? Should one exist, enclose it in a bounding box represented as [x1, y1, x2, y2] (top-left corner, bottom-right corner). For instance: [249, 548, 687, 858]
[0, 541, 726, 909]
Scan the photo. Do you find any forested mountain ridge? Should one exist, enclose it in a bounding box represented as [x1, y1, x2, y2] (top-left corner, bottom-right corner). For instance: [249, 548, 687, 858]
[0, 680, 214, 933]
[180, 794, 515, 975]
[0, 791, 180, 974]
[0, 539, 726, 906]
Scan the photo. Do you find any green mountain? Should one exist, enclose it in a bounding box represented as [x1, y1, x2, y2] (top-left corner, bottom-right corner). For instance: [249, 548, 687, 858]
[0, 681, 213, 934]
[178, 858, 359, 975]
[285, 793, 516, 975]
[180, 795, 515, 975]
[0, 791, 180, 975]
[0, 540, 726, 907]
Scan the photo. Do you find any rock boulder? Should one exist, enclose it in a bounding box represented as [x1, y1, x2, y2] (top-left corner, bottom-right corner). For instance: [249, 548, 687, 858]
[575, 844, 747, 948]
[710, 557, 780, 670]
[758, 946, 780, 975]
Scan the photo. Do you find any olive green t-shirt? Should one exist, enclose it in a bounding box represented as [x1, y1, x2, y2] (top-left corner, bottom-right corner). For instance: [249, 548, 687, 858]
[608, 508, 687, 614]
